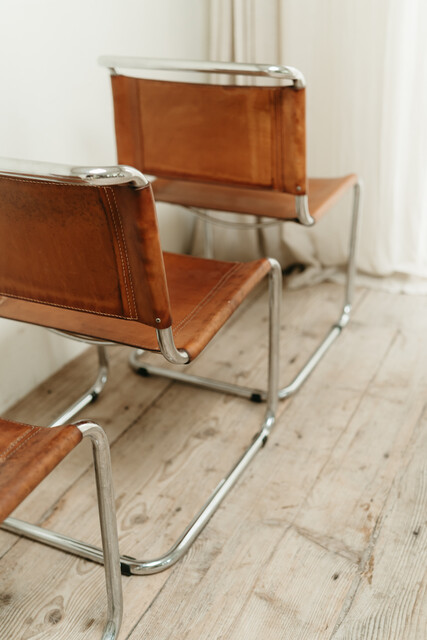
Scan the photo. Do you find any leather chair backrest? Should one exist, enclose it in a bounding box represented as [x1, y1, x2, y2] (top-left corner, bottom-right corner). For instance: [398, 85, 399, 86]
[0, 174, 172, 333]
[111, 76, 307, 196]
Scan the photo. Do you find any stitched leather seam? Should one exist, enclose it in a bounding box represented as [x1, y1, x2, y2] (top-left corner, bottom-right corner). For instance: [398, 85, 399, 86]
[1, 428, 42, 462]
[0, 290, 134, 319]
[103, 188, 136, 319]
[0, 426, 34, 461]
[0, 417, 43, 429]
[108, 188, 138, 318]
[0, 426, 41, 463]
[0, 176, 138, 319]
[173, 263, 241, 335]
[0, 176, 117, 189]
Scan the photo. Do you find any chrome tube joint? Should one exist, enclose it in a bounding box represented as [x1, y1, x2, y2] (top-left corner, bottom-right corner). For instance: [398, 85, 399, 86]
[295, 195, 315, 226]
[156, 328, 190, 365]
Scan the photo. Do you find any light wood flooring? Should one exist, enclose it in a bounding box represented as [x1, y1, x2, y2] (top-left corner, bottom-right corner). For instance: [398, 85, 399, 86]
[0, 281, 426, 639]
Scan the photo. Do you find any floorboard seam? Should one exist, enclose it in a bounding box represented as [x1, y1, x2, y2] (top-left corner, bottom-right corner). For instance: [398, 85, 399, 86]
[123, 568, 177, 640]
[328, 399, 427, 638]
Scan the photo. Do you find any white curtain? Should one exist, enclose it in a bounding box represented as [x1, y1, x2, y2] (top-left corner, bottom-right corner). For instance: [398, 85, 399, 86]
[207, 0, 427, 291]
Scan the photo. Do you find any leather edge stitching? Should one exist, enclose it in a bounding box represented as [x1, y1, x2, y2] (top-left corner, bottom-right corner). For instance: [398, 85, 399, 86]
[0, 426, 41, 463]
[172, 263, 241, 336]
[107, 187, 138, 318]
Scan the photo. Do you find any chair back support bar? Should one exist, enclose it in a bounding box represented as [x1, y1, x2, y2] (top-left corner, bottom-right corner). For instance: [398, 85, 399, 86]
[111, 75, 307, 196]
[0, 167, 172, 331]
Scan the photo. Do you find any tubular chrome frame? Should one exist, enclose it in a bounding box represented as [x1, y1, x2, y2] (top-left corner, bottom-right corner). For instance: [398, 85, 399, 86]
[98, 56, 306, 89]
[0, 157, 149, 190]
[130, 181, 363, 402]
[49, 346, 109, 427]
[156, 328, 190, 364]
[190, 207, 282, 230]
[2, 260, 282, 576]
[77, 421, 123, 639]
[295, 195, 315, 226]
[190, 196, 314, 229]
[46, 329, 189, 428]
[2, 421, 122, 639]
[48, 328, 116, 347]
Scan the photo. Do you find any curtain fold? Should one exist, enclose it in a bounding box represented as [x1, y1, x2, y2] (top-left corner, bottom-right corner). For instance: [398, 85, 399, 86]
[206, 0, 427, 291]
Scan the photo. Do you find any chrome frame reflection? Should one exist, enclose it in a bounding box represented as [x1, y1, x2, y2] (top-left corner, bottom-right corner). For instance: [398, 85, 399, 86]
[3, 421, 122, 639]
[2, 261, 282, 576]
[0, 157, 148, 189]
[77, 421, 123, 639]
[98, 56, 306, 89]
[189, 207, 282, 230]
[49, 346, 109, 427]
[295, 194, 315, 226]
[131, 182, 363, 402]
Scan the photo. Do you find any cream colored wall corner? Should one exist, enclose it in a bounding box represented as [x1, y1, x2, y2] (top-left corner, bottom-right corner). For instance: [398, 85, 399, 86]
[0, 0, 209, 414]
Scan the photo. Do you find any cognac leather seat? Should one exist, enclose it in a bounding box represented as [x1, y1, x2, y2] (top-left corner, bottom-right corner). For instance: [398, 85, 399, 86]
[0, 252, 271, 361]
[0, 418, 82, 523]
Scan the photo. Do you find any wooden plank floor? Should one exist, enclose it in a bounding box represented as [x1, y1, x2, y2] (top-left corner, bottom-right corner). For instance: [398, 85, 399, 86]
[0, 282, 426, 639]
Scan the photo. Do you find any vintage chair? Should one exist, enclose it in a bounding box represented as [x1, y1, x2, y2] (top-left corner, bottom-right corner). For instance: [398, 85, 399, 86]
[99, 56, 362, 402]
[0, 158, 281, 577]
[0, 417, 122, 639]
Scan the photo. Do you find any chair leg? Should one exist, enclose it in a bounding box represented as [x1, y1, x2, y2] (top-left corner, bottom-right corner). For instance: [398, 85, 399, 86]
[129, 350, 266, 402]
[49, 346, 109, 427]
[278, 180, 362, 399]
[78, 421, 123, 639]
[1, 260, 282, 576]
[131, 181, 363, 402]
[202, 218, 215, 259]
[1, 421, 123, 638]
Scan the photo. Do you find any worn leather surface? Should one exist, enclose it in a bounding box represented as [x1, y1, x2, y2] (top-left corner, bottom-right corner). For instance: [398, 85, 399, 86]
[164, 253, 271, 358]
[0, 419, 82, 523]
[112, 75, 307, 195]
[0, 252, 271, 360]
[0, 176, 171, 329]
[152, 175, 358, 222]
[0, 168, 272, 360]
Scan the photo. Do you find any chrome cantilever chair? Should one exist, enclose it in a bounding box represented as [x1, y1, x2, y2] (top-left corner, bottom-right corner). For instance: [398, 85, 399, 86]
[99, 56, 362, 402]
[0, 158, 281, 576]
[0, 418, 122, 639]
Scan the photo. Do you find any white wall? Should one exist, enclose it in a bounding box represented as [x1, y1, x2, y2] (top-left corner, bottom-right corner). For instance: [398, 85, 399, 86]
[0, 0, 209, 413]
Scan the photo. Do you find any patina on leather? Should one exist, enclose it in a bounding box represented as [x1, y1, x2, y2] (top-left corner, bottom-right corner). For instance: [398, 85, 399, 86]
[0, 172, 271, 361]
[0, 176, 171, 328]
[0, 418, 82, 523]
